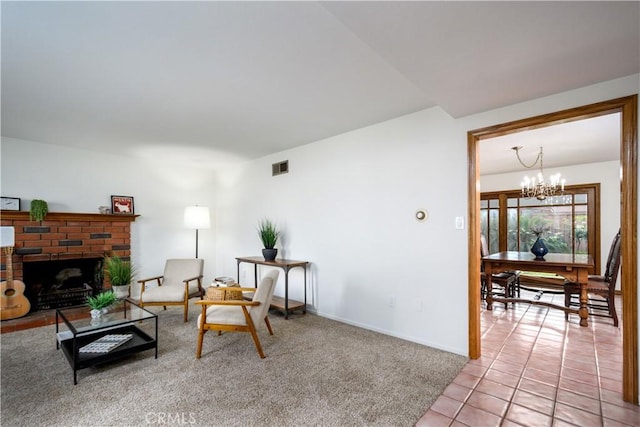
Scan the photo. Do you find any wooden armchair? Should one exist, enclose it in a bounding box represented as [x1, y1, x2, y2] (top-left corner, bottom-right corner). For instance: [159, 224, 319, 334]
[195, 270, 279, 359]
[138, 258, 204, 322]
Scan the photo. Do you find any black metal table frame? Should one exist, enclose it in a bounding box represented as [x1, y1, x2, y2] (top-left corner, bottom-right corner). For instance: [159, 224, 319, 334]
[55, 300, 158, 384]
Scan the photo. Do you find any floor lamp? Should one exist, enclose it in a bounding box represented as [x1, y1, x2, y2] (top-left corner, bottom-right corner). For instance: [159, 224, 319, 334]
[184, 206, 210, 259]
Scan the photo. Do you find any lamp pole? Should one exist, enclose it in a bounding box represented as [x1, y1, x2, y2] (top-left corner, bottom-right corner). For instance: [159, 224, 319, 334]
[195, 228, 200, 258]
[184, 206, 210, 259]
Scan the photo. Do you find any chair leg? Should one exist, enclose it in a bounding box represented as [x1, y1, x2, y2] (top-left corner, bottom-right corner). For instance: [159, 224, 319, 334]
[243, 312, 265, 358]
[196, 329, 206, 359]
[609, 297, 619, 327]
[564, 289, 571, 320]
[264, 316, 274, 335]
[249, 326, 266, 359]
[183, 302, 188, 322]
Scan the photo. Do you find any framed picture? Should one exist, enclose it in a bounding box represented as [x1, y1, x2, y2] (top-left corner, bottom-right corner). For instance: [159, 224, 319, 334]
[1, 197, 21, 211]
[111, 195, 134, 214]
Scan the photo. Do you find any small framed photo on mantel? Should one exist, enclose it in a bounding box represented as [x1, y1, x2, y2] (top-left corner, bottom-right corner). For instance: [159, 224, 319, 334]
[1, 197, 21, 211]
[111, 195, 134, 215]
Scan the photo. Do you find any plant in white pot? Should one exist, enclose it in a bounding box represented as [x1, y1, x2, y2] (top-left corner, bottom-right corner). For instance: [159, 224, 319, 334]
[86, 290, 116, 318]
[105, 254, 136, 299]
[258, 219, 280, 261]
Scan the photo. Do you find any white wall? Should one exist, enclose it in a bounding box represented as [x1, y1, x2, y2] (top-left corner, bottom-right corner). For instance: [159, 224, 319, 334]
[216, 106, 468, 354]
[0, 137, 218, 297]
[216, 74, 638, 357]
[482, 160, 621, 285]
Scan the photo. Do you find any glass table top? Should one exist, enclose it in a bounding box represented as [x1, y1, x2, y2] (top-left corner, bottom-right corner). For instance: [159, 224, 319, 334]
[56, 300, 156, 336]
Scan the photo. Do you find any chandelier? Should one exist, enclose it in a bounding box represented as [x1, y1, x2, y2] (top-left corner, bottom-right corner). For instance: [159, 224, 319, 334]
[512, 146, 565, 201]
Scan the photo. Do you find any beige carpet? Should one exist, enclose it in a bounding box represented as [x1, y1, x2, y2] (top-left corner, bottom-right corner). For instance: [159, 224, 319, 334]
[1, 301, 467, 426]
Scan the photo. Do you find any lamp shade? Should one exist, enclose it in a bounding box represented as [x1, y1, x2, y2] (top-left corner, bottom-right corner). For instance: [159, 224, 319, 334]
[0, 226, 15, 247]
[184, 206, 211, 229]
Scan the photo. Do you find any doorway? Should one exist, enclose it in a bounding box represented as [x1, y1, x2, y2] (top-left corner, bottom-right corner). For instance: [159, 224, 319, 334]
[467, 95, 638, 404]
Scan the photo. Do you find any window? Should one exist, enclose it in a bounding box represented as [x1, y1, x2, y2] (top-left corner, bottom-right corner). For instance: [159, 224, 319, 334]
[481, 184, 600, 273]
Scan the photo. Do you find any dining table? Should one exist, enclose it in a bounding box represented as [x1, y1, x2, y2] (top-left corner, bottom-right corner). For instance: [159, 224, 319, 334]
[482, 251, 594, 326]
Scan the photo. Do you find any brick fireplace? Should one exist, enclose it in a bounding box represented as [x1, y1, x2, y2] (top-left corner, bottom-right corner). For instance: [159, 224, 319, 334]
[1, 211, 138, 315]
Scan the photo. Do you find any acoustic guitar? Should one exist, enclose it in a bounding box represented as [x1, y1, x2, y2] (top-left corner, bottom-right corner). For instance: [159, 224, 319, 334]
[1, 246, 31, 320]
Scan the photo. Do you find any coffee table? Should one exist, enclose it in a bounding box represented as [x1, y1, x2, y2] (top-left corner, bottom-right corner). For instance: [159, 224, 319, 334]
[56, 300, 158, 384]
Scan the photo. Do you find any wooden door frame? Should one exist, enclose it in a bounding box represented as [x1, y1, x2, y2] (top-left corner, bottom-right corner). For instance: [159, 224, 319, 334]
[467, 95, 638, 404]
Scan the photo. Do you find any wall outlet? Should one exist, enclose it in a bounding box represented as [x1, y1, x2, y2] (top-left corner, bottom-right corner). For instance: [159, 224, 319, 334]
[455, 216, 465, 230]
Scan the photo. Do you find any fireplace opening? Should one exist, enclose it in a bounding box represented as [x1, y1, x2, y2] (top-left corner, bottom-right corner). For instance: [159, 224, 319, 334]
[23, 258, 104, 311]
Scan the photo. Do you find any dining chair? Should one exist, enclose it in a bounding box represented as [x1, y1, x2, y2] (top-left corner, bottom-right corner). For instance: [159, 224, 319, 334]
[480, 234, 520, 305]
[564, 230, 621, 326]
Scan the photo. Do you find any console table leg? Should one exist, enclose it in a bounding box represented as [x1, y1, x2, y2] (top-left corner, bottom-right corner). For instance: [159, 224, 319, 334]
[284, 267, 290, 319]
[303, 266, 307, 314]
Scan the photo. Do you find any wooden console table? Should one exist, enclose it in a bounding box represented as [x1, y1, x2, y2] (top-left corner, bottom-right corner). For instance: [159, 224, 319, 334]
[483, 251, 593, 326]
[236, 257, 309, 319]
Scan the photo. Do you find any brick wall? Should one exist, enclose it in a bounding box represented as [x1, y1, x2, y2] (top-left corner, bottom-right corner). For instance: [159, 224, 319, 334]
[1, 212, 138, 288]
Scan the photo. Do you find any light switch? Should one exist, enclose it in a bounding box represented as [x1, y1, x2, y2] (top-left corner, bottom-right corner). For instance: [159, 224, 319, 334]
[455, 216, 464, 230]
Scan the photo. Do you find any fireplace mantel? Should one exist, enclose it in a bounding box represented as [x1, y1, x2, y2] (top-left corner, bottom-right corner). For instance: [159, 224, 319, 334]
[0, 211, 139, 285]
[0, 211, 139, 222]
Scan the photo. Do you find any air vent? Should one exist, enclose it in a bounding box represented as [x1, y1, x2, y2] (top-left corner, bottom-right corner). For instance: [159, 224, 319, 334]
[272, 160, 289, 176]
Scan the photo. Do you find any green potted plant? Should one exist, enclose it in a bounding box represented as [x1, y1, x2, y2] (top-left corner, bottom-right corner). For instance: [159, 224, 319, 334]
[29, 199, 48, 222]
[258, 219, 280, 261]
[105, 254, 136, 299]
[87, 290, 116, 318]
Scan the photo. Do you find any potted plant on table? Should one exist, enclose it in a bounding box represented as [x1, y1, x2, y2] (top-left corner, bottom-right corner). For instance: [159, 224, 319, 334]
[105, 254, 136, 299]
[87, 290, 116, 318]
[258, 219, 280, 261]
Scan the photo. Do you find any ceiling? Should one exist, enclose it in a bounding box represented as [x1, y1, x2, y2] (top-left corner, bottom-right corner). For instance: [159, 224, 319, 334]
[479, 113, 622, 175]
[1, 2, 638, 170]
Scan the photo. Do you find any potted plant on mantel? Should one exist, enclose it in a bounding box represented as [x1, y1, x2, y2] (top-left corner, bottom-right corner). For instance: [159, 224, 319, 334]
[258, 219, 280, 261]
[105, 254, 137, 299]
[29, 199, 48, 222]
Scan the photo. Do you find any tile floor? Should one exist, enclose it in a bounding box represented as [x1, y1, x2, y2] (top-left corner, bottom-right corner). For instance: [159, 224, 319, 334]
[416, 292, 640, 426]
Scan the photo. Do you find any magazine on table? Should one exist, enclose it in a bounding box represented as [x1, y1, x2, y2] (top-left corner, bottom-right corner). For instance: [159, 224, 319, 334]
[79, 334, 133, 353]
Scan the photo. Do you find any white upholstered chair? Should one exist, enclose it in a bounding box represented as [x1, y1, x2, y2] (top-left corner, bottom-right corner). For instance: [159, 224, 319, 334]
[138, 259, 204, 322]
[195, 269, 279, 359]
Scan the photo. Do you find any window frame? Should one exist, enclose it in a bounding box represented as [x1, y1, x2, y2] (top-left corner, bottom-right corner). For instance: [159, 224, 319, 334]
[481, 183, 601, 274]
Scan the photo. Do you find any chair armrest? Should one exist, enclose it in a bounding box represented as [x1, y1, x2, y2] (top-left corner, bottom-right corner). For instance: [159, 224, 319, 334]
[138, 275, 164, 284]
[182, 275, 204, 284]
[195, 300, 260, 307]
[138, 275, 163, 295]
[220, 287, 258, 293]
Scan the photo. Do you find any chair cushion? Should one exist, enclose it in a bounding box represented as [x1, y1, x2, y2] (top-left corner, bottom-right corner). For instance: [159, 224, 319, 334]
[585, 280, 609, 292]
[565, 278, 610, 293]
[142, 285, 185, 303]
[199, 305, 248, 326]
